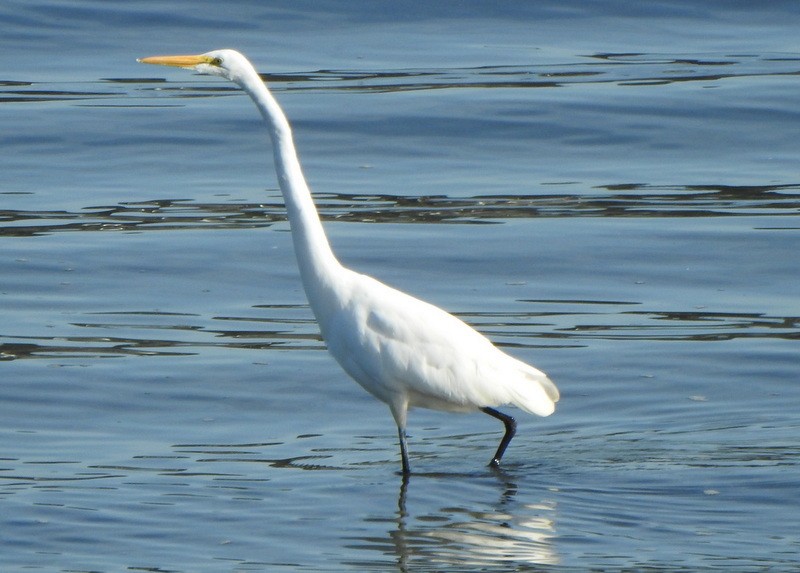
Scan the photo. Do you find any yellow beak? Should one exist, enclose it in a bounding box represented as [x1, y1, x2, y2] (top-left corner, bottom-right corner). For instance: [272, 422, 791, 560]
[137, 54, 215, 68]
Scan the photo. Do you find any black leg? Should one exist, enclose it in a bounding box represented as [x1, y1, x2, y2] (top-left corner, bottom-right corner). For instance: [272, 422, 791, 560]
[398, 426, 411, 475]
[481, 407, 517, 467]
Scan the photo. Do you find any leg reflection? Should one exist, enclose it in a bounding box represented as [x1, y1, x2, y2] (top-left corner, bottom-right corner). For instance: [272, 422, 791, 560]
[382, 470, 558, 570]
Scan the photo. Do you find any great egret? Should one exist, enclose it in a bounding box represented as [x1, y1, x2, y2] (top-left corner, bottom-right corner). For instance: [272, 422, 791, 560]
[138, 50, 559, 474]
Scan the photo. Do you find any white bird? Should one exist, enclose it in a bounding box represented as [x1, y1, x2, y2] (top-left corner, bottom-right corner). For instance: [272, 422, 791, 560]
[138, 50, 559, 474]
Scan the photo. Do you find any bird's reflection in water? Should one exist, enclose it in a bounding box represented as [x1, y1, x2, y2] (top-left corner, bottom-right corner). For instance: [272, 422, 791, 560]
[379, 471, 558, 571]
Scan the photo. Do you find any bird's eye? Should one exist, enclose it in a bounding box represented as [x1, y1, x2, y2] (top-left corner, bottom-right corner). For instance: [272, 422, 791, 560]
[210, 57, 223, 66]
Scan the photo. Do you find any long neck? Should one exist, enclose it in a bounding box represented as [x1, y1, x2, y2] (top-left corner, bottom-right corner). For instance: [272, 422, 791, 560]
[237, 68, 344, 326]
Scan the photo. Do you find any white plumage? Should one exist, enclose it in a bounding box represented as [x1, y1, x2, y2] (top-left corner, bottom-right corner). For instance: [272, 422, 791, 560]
[139, 49, 559, 474]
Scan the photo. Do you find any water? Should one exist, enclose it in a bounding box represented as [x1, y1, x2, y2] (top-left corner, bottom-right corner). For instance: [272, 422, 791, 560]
[1, 1, 799, 571]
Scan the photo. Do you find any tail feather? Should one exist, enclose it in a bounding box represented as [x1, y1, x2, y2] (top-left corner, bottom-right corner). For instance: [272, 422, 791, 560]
[539, 374, 560, 403]
[509, 369, 559, 417]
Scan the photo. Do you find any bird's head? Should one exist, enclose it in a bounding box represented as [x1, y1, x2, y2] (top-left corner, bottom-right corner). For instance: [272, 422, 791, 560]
[138, 49, 252, 83]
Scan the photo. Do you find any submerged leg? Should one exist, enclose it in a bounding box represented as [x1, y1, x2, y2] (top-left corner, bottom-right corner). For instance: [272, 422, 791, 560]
[481, 407, 517, 467]
[397, 426, 411, 475]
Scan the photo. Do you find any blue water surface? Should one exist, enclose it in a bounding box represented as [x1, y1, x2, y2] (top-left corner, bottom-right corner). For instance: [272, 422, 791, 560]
[1, 1, 799, 571]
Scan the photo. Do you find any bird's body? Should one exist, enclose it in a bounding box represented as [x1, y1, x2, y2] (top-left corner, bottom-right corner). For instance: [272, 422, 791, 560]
[139, 49, 559, 474]
[322, 266, 559, 420]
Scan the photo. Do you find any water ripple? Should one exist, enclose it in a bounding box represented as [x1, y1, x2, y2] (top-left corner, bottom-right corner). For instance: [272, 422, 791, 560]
[1, 304, 797, 362]
[2, 52, 799, 104]
[2, 184, 798, 237]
